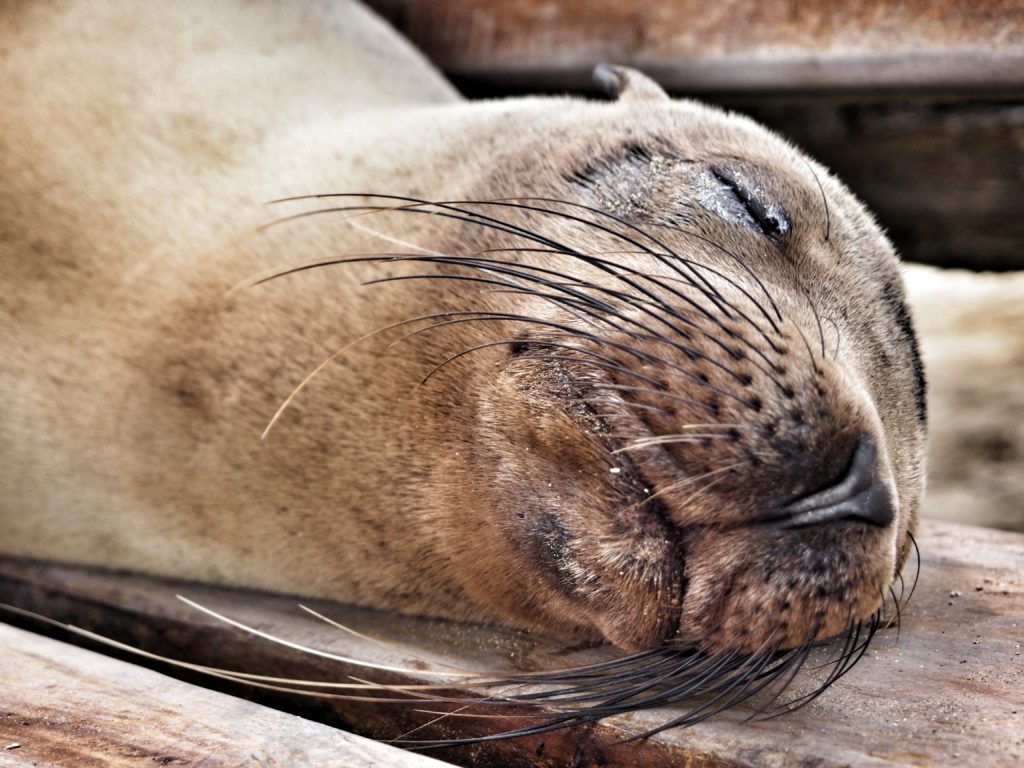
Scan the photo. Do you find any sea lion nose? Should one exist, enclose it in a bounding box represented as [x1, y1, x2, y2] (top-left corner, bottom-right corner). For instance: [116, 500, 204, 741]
[768, 436, 894, 528]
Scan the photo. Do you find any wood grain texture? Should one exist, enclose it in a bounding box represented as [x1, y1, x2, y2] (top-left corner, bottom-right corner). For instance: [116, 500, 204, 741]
[0, 623, 449, 768]
[1, 520, 1022, 767]
[365, 0, 1024, 92]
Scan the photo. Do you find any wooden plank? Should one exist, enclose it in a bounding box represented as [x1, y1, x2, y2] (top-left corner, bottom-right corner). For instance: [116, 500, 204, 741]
[1, 520, 1021, 766]
[0, 623, 450, 768]
[365, 0, 1024, 93]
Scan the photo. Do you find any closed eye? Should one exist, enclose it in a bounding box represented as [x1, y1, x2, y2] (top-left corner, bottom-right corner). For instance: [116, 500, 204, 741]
[711, 167, 791, 241]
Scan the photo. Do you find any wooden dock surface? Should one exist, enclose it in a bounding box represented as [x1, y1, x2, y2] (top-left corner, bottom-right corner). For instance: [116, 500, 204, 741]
[1, 519, 1022, 767]
[0, 623, 448, 768]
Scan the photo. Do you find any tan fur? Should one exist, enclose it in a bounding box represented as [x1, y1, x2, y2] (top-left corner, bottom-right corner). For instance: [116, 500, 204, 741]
[0, 1, 925, 652]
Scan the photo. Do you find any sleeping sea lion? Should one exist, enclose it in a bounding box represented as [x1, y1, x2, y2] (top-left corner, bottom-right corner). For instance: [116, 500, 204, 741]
[0, 0, 924, 688]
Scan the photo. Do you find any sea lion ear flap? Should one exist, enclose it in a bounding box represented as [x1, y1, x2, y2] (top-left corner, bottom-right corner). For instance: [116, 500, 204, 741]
[593, 64, 669, 102]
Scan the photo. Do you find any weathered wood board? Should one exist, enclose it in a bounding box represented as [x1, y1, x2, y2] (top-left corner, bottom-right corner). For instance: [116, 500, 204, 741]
[0, 623, 449, 768]
[366, 0, 1024, 93]
[1, 520, 1021, 767]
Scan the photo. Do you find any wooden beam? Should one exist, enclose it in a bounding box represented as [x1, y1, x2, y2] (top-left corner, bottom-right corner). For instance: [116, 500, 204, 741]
[365, 0, 1024, 93]
[0, 623, 450, 767]
[2, 520, 1022, 766]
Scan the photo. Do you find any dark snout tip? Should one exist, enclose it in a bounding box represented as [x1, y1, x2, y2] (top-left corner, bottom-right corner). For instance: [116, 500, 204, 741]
[770, 436, 895, 529]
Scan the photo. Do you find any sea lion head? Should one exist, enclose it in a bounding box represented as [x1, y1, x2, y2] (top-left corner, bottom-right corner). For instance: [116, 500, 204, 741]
[338, 67, 926, 657]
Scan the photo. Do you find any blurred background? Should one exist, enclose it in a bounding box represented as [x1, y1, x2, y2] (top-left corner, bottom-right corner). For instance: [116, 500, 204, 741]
[367, 0, 1024, 532]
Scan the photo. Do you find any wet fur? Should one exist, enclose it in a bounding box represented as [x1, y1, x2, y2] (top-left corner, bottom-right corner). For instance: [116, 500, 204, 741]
[0, 0, 925, 731]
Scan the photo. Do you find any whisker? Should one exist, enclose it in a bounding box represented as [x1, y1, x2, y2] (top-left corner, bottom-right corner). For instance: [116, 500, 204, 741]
[671, 468, 740, 509]
[261, 194, 777, 356]
[616, 433, 731, 452]
[576, 396, 674, 417]
[394, 310, 747, 400]
[903, 530, 922, 608]
[800, 156, 832, 242]
[590, 383, 715, 414]
[648, 221, 783, 330]
[638, 461, 748, 504]
[250, 200, 795, 401]
[357, 253, 765, 390]
[175, 596, 476, 678]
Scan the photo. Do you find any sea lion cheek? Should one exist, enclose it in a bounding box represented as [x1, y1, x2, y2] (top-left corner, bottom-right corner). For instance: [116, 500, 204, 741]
[441, 362, 685, 650]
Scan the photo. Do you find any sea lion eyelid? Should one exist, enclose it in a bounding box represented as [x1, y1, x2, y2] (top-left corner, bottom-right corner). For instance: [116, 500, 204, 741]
[710, 167, 791, 241]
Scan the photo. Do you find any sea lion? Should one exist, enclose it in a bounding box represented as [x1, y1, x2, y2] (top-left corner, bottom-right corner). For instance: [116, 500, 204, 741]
[0, 0, 924, 676]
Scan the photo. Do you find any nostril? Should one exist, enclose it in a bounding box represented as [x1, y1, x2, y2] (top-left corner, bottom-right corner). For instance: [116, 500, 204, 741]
[764, 435, 894, 528]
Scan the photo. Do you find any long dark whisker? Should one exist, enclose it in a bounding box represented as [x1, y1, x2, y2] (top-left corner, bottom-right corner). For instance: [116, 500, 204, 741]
[486, 195, 789, 341]
[629, 270, 790, 379]
[368, 268, 745, 382]
[262, 194, 780, 355]
[394, 310, 746, 401]
[268, 193, 736, 321]
[800, 156, 832, 242]
[459, 197, 789, 351]
[627, 630, 789, 739]
[745, 636, 817, 721]
[490, 196, 762, 321]
[365, 272, 636, 338]
[261, 196, 722, 320]
[243, 245, 794, 404]
[252, 204, 791, 394]
[648, 220, 784, 331]
[775, 611, 881, 716]
[373, 254, 792, 392]
[903, 530, 922, 609]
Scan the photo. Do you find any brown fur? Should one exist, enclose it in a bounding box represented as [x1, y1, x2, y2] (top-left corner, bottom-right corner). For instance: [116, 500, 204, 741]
[0, 1, 925, 654]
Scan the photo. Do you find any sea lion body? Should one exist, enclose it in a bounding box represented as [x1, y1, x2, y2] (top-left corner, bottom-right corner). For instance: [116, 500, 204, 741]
[1, 1, 925, 654]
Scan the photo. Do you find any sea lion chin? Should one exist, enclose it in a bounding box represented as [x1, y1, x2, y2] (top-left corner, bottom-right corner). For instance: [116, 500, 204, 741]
[0, 2, 925, 673]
